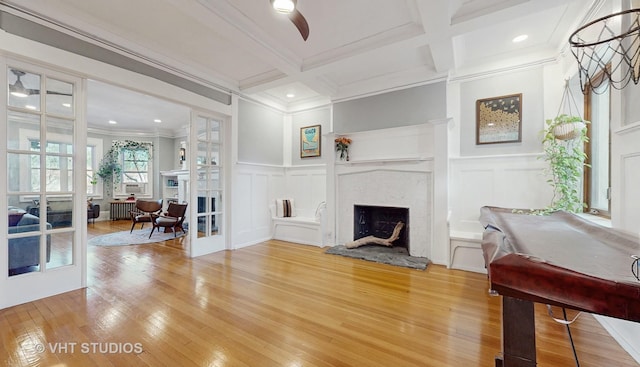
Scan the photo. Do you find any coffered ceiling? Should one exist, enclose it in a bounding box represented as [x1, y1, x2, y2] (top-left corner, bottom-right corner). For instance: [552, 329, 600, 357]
[1, 0, 599, 132]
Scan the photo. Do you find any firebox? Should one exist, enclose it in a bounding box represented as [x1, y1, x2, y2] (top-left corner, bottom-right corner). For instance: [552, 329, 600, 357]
[353, 205, 409, 248]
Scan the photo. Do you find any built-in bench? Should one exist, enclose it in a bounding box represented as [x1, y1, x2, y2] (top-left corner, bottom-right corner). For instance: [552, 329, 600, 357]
[449, 230, 483, 268]
[447, 211, 486, 273]
[270, 202, 326, 247]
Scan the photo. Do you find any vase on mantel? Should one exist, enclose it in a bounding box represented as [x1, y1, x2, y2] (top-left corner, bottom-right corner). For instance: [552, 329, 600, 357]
[337, 149, 349, 161]
[335, 136, 352, 162]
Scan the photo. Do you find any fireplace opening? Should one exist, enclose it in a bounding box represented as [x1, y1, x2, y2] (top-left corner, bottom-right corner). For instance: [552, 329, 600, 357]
[354, 205, 409, 248]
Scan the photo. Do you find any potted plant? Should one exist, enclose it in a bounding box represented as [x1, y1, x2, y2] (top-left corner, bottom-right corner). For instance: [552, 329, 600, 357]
[96, 148, 121, 197]
[96, 140, 152, 197]
[540, 114, 589, 213]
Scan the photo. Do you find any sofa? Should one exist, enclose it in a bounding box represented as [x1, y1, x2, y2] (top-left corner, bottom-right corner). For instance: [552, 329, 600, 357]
[8, 212, 52, 273]
[26, 202, 73, 228]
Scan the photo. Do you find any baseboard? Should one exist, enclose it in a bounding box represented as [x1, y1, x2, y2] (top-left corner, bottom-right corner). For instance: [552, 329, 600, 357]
[594, 315, 640, 364]
[232, 236, 272, 250]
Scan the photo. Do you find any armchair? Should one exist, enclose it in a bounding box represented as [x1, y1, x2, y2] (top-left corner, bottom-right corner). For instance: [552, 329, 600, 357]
[129, 199, 163, 233]
[88, 203, 100, 224]
[149, 202, 188, 238]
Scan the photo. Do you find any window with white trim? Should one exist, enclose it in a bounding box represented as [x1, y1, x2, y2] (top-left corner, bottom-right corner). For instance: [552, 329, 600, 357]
[113, 140, 153, 198]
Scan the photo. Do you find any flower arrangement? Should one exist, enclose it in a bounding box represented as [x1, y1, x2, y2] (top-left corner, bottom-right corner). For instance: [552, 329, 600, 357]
[335, 136, 352, 161]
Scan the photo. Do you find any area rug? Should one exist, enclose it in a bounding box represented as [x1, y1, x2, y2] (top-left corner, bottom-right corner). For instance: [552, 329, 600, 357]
[325, 245, 429, 270]
[88, 228, 186, 246]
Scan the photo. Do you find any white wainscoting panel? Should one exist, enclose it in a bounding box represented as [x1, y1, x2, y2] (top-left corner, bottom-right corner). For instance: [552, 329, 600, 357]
[232, 163, 327, 249]
[232, 164, 284, 249]
[286, 168, 327, 218]
[449, 154, 552, 270]
[620, 153, 640, 231]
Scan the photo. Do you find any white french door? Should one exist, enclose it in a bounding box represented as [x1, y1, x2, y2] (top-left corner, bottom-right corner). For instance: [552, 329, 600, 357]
[2, 60, 85, 308]
[188, 111, 226, 257]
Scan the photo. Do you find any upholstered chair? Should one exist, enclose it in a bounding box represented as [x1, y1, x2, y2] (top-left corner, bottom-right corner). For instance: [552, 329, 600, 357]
[129, 199, 163, 233]
[149, 202, 188, 238]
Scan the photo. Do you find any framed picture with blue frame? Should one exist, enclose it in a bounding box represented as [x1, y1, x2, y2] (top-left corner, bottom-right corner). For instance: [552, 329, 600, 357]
[300, 124, 321, 158]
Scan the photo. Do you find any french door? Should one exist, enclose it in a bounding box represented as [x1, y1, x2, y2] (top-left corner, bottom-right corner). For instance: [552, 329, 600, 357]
[2, 60, 85, 308]
[188, 111, 226, 256]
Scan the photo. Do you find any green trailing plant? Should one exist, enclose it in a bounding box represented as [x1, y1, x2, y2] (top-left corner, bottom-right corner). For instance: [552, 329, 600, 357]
[540, 114, 589, 213]
[96, 140, 152, 196]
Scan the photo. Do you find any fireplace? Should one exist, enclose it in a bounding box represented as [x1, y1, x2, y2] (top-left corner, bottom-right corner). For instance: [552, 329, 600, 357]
[332, 122, 449, 260]
[354, 205, 409, 248]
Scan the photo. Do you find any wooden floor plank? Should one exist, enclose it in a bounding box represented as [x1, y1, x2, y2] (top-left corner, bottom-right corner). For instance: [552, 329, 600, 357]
[0, 220, 637, 366]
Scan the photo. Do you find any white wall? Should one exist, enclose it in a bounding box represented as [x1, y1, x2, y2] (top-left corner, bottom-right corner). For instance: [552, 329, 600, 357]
[604, 11, 640, 358]
[447, 64, 560, 269]
[230, 102, 329, 249]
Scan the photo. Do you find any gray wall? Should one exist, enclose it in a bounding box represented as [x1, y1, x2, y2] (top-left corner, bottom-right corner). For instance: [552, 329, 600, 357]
[155, 136, 179, 172]
[291, 107, 331, 165]
[238, 99, 284, 165]
[333, 82, 446, 133]
[460, 68, 545, 156]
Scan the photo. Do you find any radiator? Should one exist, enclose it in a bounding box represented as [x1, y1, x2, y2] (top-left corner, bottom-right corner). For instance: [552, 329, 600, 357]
[110, 201, 136, 220]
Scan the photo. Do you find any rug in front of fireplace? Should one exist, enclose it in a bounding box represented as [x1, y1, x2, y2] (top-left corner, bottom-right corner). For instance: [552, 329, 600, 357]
[325, 245, 429, 270]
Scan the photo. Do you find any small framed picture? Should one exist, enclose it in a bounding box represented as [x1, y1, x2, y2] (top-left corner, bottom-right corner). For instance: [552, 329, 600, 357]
[476, 93, 522, 145]
[300, 124, 321, 158]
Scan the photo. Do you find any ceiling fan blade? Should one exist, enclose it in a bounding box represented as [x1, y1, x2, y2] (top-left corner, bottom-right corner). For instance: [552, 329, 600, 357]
[289, 9, 309, 41]
[46, 90, 73, 96]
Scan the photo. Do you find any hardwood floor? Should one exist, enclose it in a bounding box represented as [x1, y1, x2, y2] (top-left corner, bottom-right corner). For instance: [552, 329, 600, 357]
[1, 220, 637, 366]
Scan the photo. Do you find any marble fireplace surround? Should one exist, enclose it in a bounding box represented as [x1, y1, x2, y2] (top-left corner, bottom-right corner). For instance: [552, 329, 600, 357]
[337, 167, 432, 257]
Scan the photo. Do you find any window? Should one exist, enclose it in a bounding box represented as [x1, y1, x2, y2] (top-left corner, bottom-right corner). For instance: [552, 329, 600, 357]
[86, 139, 103, 197]
[25, 137, 102, 197]
[113, 140, 152, 197]
[583, 71, 611, 217]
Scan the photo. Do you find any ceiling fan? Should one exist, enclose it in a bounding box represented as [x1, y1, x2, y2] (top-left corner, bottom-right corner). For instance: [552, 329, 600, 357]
[270, 0, 309, 41]
[9, 69, 72, 97]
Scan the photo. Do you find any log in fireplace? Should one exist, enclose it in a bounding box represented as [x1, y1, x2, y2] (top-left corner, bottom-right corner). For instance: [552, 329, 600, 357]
[353, 205, 409, 248]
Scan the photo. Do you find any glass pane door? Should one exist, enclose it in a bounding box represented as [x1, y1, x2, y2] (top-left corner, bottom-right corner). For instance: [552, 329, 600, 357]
[189, 112, 225, 256]
[3, 63, 83, 308]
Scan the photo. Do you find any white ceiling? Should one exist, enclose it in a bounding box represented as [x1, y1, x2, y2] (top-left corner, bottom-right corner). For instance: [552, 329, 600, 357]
[4, 0, 596, 134]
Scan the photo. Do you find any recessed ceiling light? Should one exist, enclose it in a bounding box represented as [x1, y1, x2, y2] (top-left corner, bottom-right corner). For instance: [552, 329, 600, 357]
[62, 103, 71, 108]
[512, 34, 528, 43]
[154, 119, 162, 123]
[108, 120, 117, 125]
[286, 93, 295, 98]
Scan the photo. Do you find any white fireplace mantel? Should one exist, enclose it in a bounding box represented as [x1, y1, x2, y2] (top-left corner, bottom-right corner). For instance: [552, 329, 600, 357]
[326, 121, 450, 264]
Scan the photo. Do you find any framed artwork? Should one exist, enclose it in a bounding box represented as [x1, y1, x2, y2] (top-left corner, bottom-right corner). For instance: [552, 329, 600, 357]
[300, 124, 321, 158]
[476, 93, 522, 144]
